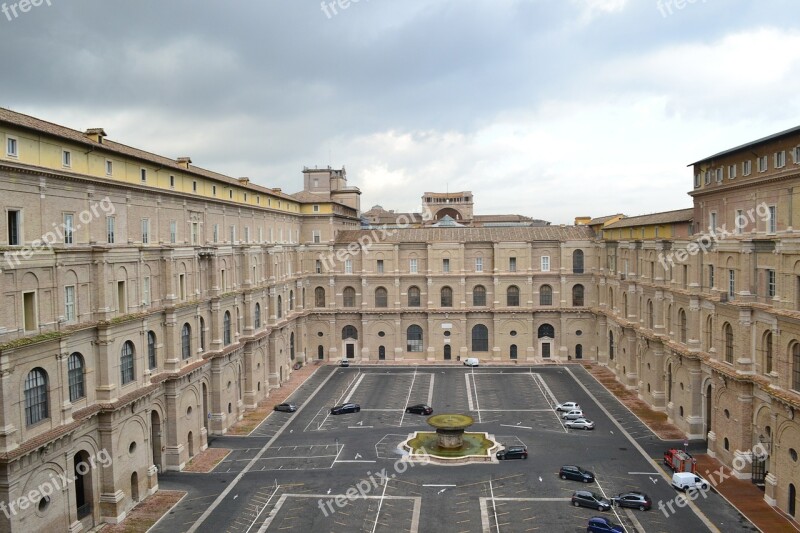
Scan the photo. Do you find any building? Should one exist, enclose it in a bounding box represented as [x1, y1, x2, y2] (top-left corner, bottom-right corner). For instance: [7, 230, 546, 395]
[0, 107, 799, 530]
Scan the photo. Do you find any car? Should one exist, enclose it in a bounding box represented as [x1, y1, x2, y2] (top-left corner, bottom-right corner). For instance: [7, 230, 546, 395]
[587, 516, 625, 533]
[560, 465, 595, 483]
[572, 490, 612, 511]
[340, 359, 350, 367]
[405, 404, 433, 415]
[273, 403, 297, 412]
[496, 445, 528, 460]
[463, 357, 479, 367]
[565, 418, 595, 430]
[562, 409, 585, 420]
[611, 491, 652, 511]
[330, 403, 360, 415]
[556, 401, 581, 412]
[671, 472, 710, 492]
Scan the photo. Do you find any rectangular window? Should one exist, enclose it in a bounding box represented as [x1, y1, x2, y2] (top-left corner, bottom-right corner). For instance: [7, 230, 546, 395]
[259, 227, 263, 242]
[64, 285, 75, 322]
[169, 175, 175, 188]
[768, 206, 777, 234]
[244, 193, 247, 202]
[509, 257, 517, 272]
[758, 155, 768, 172]
[709, 212, 717, 232]
[715, 168, 723, 182]
[106, 216, 115, 244]
[377, 259, 384, 273]
[776, 151, 786, 168]
[443, 258, 450, 273]
[64, 214, 74, 244]
[728, 165, 737, 180]
[213, 224, 219, 243]
[541, 256, 550, 272]
[244, 226, 250, 242]
[7, 209, 20, 245]
[313, 204, 320, 212]
[682, 265, 688, 289]
[23, 291, 37, 331]
[312, 230, 321, 243]
[170, 221, 177, 244]
[229, 190, 233, 199]
[316, 260, 322, 274]
[694, 173, 700, 188]
[141, 218, 150, 244]
[704, 170, 711, 185]
[140, 168, 147, 182]
[795, 147, 800, 164]
[6, 136, 17, 157]
[736, 210, 743, 235]
[257, 196, 260, 205]
[410, 258, 418, 273]
[191, 222, 199, 245]
[475, 257, 483, 272]
[345, 259, 353, 274]
[212, 185, 217, 196]
[729, 269, 735, 298]
[221, 269, 227, 291]
[192, 180, 198, 192]
[105, 159, 113, 176]
[143, 276, 151, 306]
[767, 269, 776, 298]
[179, 273, 186, 300]
[62, 150, 71, 168]
[230, 225, 236, 243]
[743, 160, 752, 176]
[117, 281, 126, 313]
[709, 265, 715, 288]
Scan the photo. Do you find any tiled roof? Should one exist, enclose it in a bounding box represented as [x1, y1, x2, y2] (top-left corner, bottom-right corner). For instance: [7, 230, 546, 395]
[335, 226, 594, 243]
[589, 214, 625, 225]
[690, 124, 800, 166]
[604, 208, 693, 229]
[291, 190, 332, 203]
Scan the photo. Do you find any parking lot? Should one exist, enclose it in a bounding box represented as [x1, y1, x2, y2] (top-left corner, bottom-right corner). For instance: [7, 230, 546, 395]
[153, 365, 755, 533]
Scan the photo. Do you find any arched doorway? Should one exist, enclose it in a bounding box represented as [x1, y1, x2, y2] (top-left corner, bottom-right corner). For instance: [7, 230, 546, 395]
[130, 472, 139, 503]
[202, 383, 209, 432]
[318, 345, 324, 360]
[575, 344, 583, 359]
[705, 383, 712, 439]
[151, 411, 162, 472]
[342, 326, 358, 359]
[538, 324, 554, 358]
[790, 484, 797, 517]
[74, 450, 93, 522]
[444, 345, 451, 360]
[188, 431, 194, 458]
[510, 345, 517, 360]
[379, 346, 386, 360]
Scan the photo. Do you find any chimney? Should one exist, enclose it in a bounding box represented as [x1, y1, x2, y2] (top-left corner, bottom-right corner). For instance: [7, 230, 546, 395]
[238, 177, 250, 185]
[272, 187, 281, 193]
[84, 128, 107, 144]
[177, 157, 192, 169]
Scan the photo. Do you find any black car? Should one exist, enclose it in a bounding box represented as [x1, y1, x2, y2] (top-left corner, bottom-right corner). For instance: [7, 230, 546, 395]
[611, 491, 652, 511]
[405, 404, 433, 415]
[330, 403, 360, 415]
[273, 403, 297, 412]
[496, 445, 528, 460]
[571, 490, 612, 511]
[559, 465, 595, 483]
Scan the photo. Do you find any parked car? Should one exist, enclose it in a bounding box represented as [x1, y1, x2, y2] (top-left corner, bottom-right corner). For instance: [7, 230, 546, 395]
[556, 401, 581, 412]
[611, 491, 652, 511]
[340, 359, 350, 367]
[671, 472, 710, 492]
[560, 465, 595, 483]
[330, 403, 361, 415]
[496, 445, 528, 460]
[565, 418, 595, 430]
[273, 403, 297, 412]
[587, 516, 624, 533]
[572, 490, 612, 511]
[405, 404, 433, 415]
[562, 409, 585, 420]
[463, 357, 480, 367]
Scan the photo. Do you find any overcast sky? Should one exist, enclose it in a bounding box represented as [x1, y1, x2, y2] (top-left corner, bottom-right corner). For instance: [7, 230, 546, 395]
[2, 0, 799, 223]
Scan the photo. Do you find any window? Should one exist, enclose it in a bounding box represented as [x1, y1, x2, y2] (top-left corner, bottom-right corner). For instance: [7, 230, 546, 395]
[141, 218, 150, 244]
[541, 256, 550, 272]
[507, 285, 520, 307]
[181, 323, 192, 359]
[212, 185, 217, 196]
[315, 287, 325, 307]
[313, 230, 321, 243]
[67, 353, 85, 402]
[289, 290, 294, 311]
[509, 257, 516, 272]
[192, 180, 198, 192]
[793, 344, 800, 391]
[170, 221, 177, 244]
[179, 274, 186, 300]
[715, 168, 723, 182]
[729, 269, 735, 298]
[475, 257, 483, 272]
[315, 260, 322, 274]
[408, 286, 421, 307]
[277, 295, 282, 318]
[763, 268, 776, 298]
[735, 209, 744, 235]
[410, 258, 418, 273]
[213, 224, 219, 243]
[223, 311, 232, 345]
[62, 150, 71, 168]
[407, 325, 423, 352]
[7, 209, 20, 245]
[105, 159, 113, 176]
[795, 147, 800, 164]
[572, 284, 585, 306]
[6, 136, 17, 157]
[120, 341, 135, 385]
[169, 175, 175, 188]
[342, 325, 358, 340]
[64, 213, 74, 244]
[344, 259, 353, 274]
[764, 332, 773, 374]
[743, 160, 752, 176]
[728, 164, 737, 180]
[199, 317, 206, 352]
[106, 216, 115, 244]
[540, 285, 553, 306]
[609, 331, 615, 359]
[440, 286, 453, 307]
[573, 250, 584, 274]
[23, 291, 37, 331]
[229, 225, 235, 243]
[229, 190, 233, 199]
[709, 265, 715, 288]
[704, 170, 711, 185]
[377, 259, 384, 273]
[694, 173, 700, 188]
[343, 287, 356, 307]
[244, 226, 250, 243]
[443, 258, 450, 273]
[64, 285, 76, 322]
[709, 212, 717, 232]
[24, 369, 48, 426]
[538, 323, 555, 338]
[758, 155, 768, 172]
[776, 151, 786, 168]
[142, 276, 151, 307]
[768, 206, 777, 234]
[375, 287, 388, 308]
[140, 168, 147, 183]
[679, 309, 687, 343]
[255, 303, 261, 328]
[191, 222, 199, 245]
[472, 325, 489, 352]
[724, 323, 734, 364]
[147, 331, 157, 369]
[473, 285, 486, 306]
[313, 204, 320, 212]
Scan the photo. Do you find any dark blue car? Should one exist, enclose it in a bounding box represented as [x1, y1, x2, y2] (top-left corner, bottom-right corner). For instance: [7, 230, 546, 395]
[587, 516, 624, 533]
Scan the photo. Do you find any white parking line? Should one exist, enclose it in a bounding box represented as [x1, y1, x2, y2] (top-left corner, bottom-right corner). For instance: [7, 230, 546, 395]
[465, 373, 475, 411]
[398, 366, 418, 427]
[530, 373, 567, 433]
[472, 367, 482, 423]
[427, 373, 435, 406]
[500, 424, 532, 429]
[343, 372, 366, 404]
[592, 476, 628, 532]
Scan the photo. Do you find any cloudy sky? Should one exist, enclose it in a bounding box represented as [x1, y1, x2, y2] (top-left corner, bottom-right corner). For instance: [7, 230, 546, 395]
[2, 0, 799, 223]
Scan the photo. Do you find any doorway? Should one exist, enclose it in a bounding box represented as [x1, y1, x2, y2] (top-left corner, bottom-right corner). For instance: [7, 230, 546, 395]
[346, 344, 355, 359]
[379, 346, 386, 360]
[510, 344, 517, 360]
[74, 451, 93, 522]
[151, 411, 162, 471]
[790, 484, 797, 517]
[444, 345, 451, 360]
[130, 472, 139, 503]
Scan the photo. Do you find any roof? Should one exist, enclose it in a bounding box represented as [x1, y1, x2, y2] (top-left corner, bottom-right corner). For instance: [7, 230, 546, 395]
[291, 190, 332, 203]
[0, 107, 297, 201]
[473, 214, 536, 223]
[690, 124, 800, 166]
[589, 214, 625, 225]
[335, 226, 594, 244]
[603, 208, 693, 229]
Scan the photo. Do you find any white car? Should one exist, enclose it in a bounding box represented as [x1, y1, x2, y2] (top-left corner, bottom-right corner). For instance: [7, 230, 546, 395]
[562, 409, 585, 420]
[564, 418, 595, 430]
[556, 401, 580, 412]
[463, 357, 479, 367]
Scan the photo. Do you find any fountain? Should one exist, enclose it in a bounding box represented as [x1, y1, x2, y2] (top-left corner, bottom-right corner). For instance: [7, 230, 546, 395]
[400, 413, 501, 465]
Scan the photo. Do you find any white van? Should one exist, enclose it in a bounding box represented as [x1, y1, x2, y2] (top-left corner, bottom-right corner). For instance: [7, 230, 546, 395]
[671, 472, 710, 492]
[463, 357, 479, 367]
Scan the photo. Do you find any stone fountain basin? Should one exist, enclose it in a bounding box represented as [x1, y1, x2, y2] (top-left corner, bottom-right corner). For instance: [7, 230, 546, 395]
[400, 431, 501, 465]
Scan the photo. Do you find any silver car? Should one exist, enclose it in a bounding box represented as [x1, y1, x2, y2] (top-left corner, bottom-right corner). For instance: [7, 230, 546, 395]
[562, 409, 585, 420]
[565, 418, 595, 430]
[556, 401, 581, 412]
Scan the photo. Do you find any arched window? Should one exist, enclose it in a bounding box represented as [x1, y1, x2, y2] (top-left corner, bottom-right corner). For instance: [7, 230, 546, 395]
[277, 295, 283, 318]
[510, 344, 518, 360]
[609, 331, 615, 360]
[473, 285, 486, 307]
[315, 287, 326, 307]
[68, 353, 85, 402]
[343, 287, 356, 307]
[540, 285, 553, 306]
[608, 288, 614, 311]
[764, 331, 773, 374]
[199, 317, 206, 352]
[121, 341, 135, 385]
[182, 323, 192, 359]
[318, 345, 324, 360]
[223, 311, 232, 346]
[375, 287, 388, 308]
[679, 309, 687, 343]
[290, 332, 295, 360]
[24, 368, 48, 426]
[440, 286, 453, 307]
[793, 343, 800, 391]
[342, 325, 358, 340]
[408, 286, 421, 307]
[538, 324, 555, 338]
[572, 285, 585, 306]
[507, 286, 520, 307]
[147, 330, 157, 369]
[724, 323, 734, 363]
[254, 303, 261, 329]
[623, 293, 628, 317]
[472, 324, 489, 352]
[407, 325, 423, 352]
[573, 249, 584, 274]
[575, 344, 583, 359]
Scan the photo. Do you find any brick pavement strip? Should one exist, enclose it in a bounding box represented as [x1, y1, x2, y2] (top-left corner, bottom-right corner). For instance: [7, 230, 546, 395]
[98, 490, 186, 533]
[182, 447, 231, 473]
